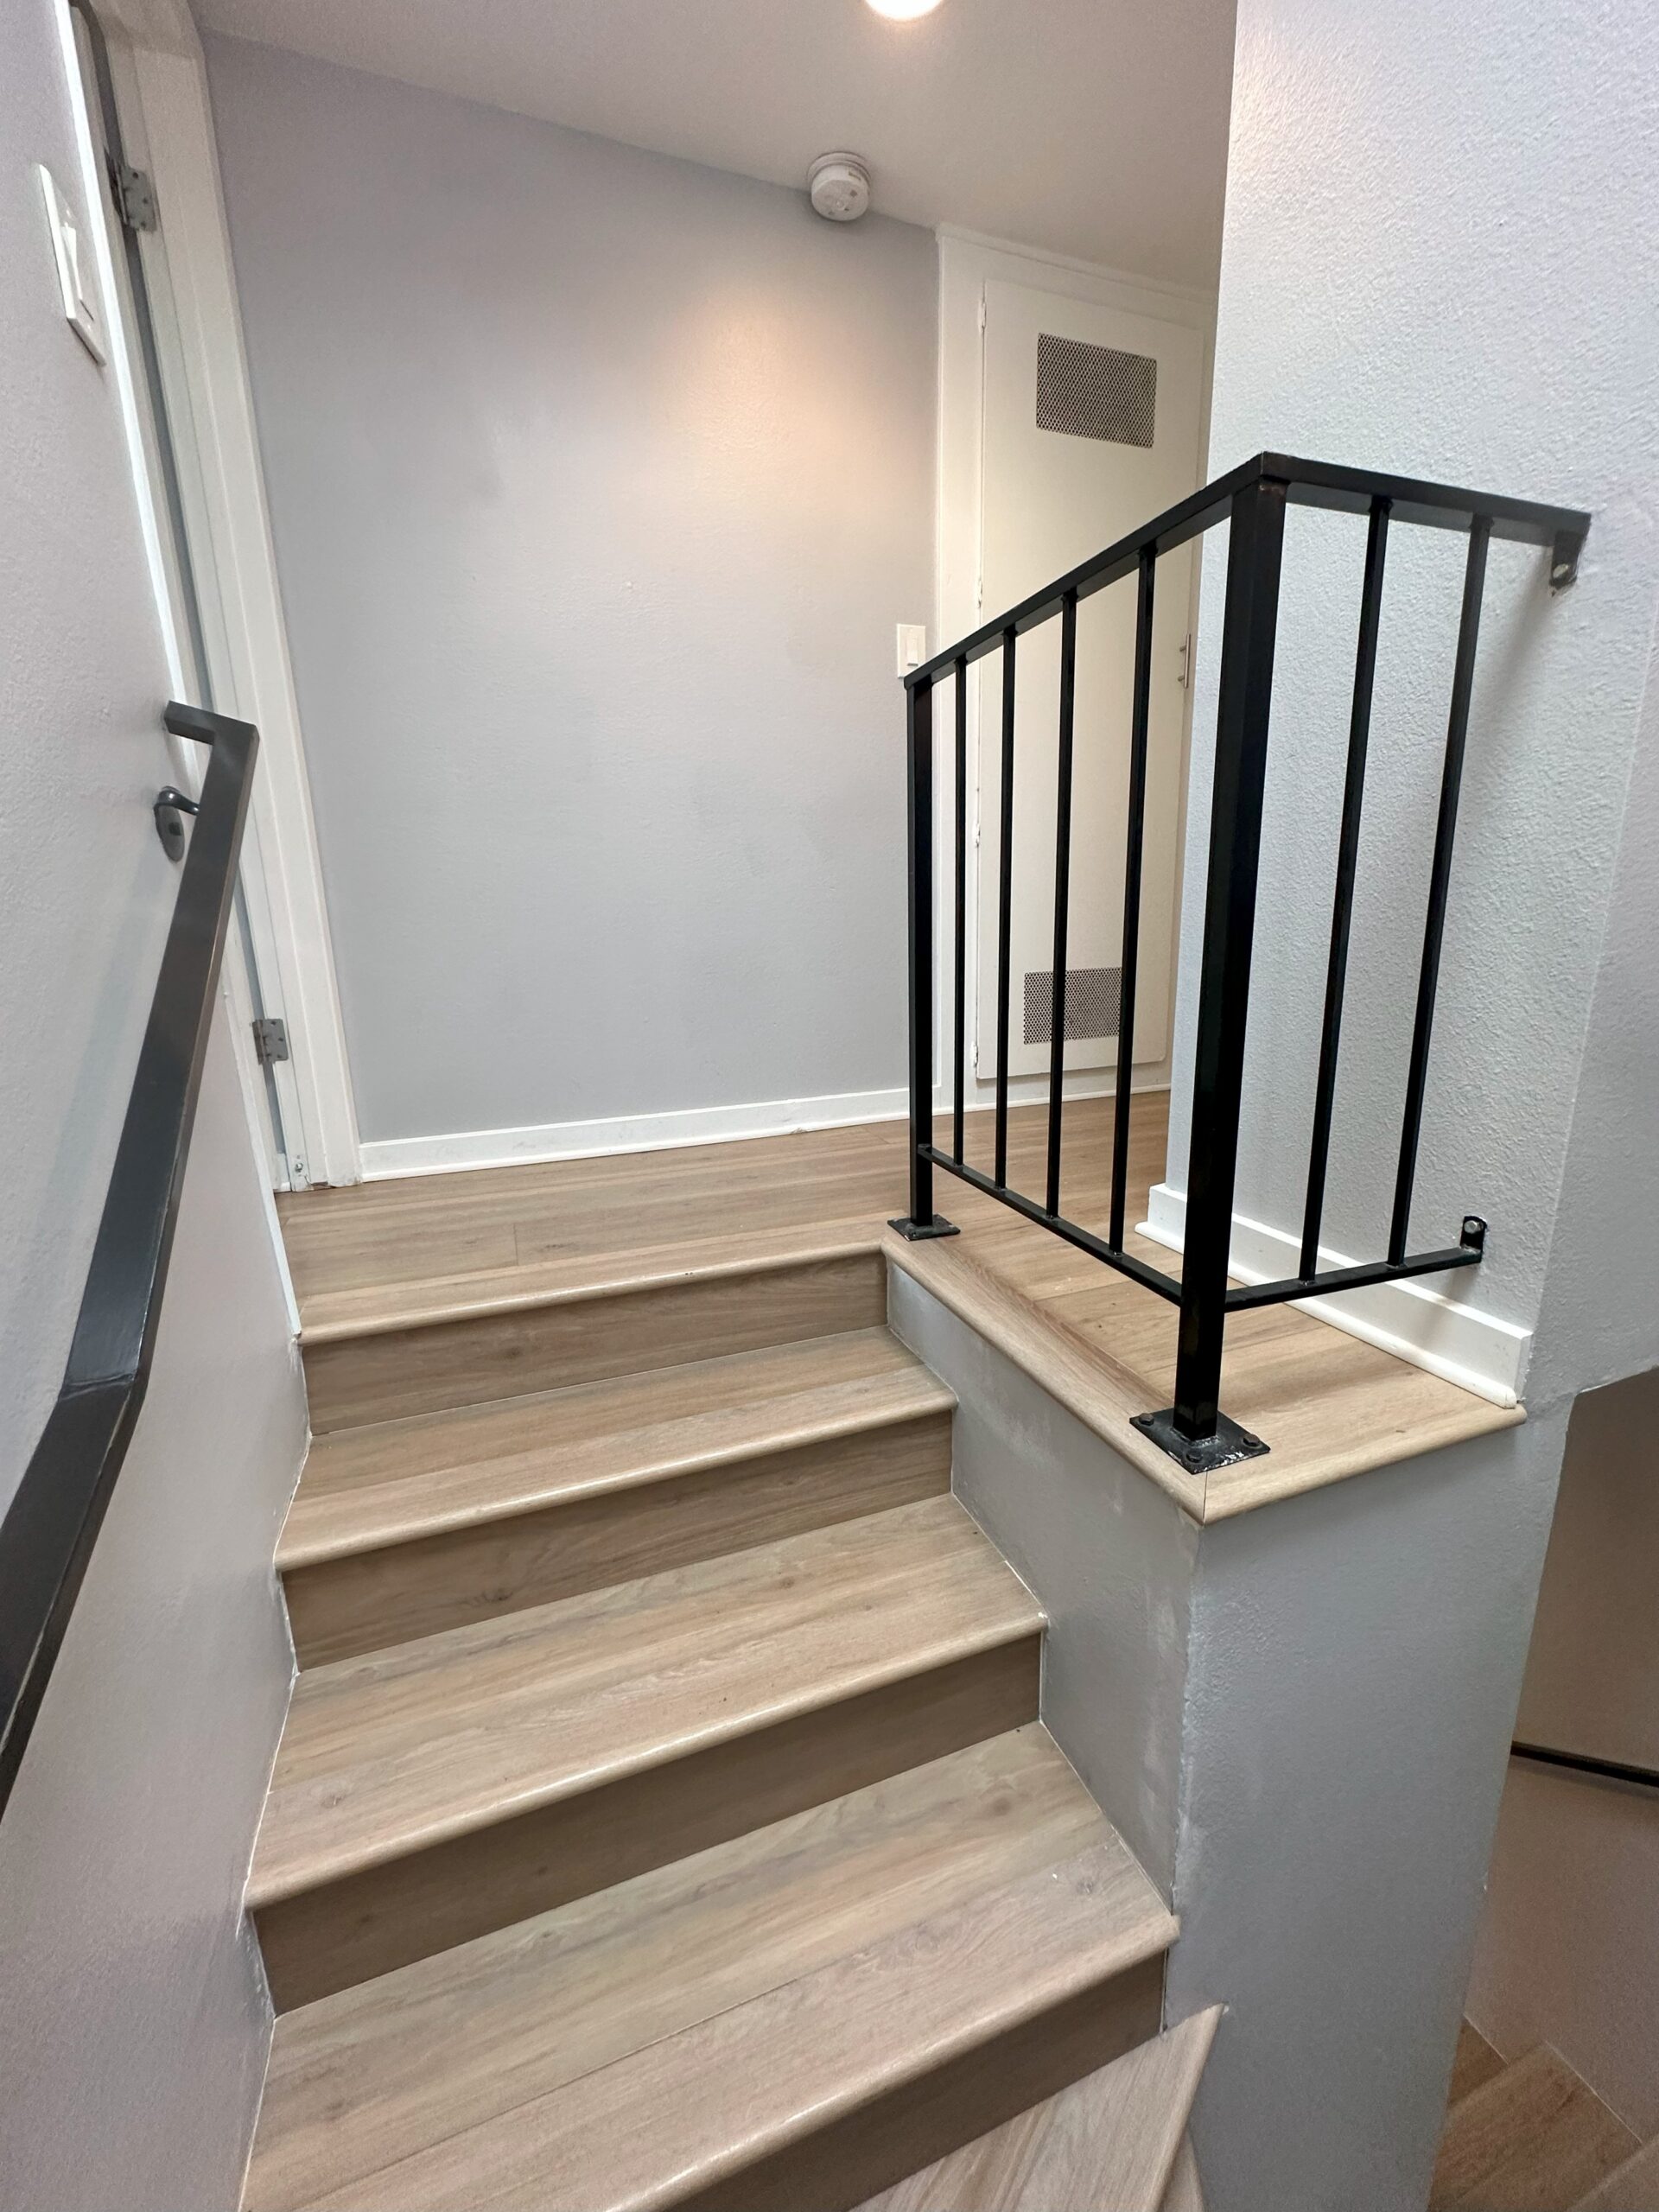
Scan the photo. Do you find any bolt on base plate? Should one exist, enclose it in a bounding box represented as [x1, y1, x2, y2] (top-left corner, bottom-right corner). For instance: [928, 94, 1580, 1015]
[1131, 1406, 1269, 1475]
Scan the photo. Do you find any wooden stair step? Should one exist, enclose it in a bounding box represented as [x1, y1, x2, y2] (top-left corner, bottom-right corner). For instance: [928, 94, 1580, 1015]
[278, 1829, 1175, 2212]
[1432, 2044, 1639, 2210]
[297, 1221, 885, 1342]
[280, 1329, 954, 1664]
[1573, 2135, 1659, 2210]
[1162, 2138, 1205, 2212]
[250, 1497, 1044, 2008]
[245, 1726, 1115, 2211]
[301, 1243, 887, 1431]
[1452, 2020, 1507, 2104]
[852, 2004, 1221, 2212]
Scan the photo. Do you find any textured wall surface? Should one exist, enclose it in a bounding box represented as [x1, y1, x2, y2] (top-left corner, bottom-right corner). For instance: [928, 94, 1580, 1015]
[1168, 1414, 1568, 2212]
[1164, 0, 1659, 1381]
[205, 35, 937, 1146]
[0, 6, 305, 2203]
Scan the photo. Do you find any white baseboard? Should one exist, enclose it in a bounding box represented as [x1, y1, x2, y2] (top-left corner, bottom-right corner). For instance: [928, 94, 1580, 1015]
[359, 1086, 911, 1180]
[359, 1078, 1175, 1183]
[1140, 1183, 1530, 1408]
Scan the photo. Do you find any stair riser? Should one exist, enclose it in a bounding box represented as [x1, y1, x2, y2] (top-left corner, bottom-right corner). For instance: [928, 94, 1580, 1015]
[302, 1253, 888, 1432]
[681, 1955, 1166, 2212]
[284, 1411, 955, 1666]
[254, 1636, 1040, 2012]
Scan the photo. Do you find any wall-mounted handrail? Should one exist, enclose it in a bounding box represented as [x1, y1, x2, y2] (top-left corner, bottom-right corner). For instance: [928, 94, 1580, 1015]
[1511, 1741, 1659, 1796]
[0, 703, 258, 1820]
[892, 453, 1590, 1472]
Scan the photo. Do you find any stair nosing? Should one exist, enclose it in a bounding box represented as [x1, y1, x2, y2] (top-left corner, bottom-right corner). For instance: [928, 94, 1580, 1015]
[300, 1232, 885, 1347]
[295, 1836, 1177, 2212]
[247, 1727, 1111, 2210]
[250, 1522, 1044, 1909]
[278, 1381, 955, 1571]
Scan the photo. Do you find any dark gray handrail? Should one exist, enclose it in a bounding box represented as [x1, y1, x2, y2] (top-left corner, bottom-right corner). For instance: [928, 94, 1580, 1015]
[0, 702, 258, 1817]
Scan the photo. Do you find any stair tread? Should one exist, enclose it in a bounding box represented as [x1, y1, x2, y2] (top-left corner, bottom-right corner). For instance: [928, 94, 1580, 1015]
[250, 1496, 1043, 1908]
[1451, 2020, 1508, 2104]
[1432, 2044, 1639, 2210]
[281, 1329, 950, 1567]
[283, 1826, 1175, 2212]
[246, 1726, 1121, 2211]
[299, 1219, 881, 1343]
[1573, 2134, 1659, 2210]
[851, 2005, 1221, 2212]
[1162, 2137, 1205, 2212]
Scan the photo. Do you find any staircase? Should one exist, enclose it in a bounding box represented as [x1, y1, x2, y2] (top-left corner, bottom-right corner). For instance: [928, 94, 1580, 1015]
[1432, 2025, 1657, 2211]
[241, 1213, 1217, 2209]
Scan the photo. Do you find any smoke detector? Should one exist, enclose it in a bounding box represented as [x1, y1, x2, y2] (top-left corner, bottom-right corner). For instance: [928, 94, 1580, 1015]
[808, 152, 871, 223]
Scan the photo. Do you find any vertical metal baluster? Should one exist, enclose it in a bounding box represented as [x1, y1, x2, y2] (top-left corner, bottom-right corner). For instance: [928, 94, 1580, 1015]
[952, 657, 968, 1165]
[889, 675, 956, 1241]
[994, 628, 1017, 1188]
[1109, 548, 1157, 1249]
[1389, 514, 1491, 1265]
[1300, 498, 1390, 1281]
[1045, 594, 1078, 1217]
[1146, 477, 1287, 1463]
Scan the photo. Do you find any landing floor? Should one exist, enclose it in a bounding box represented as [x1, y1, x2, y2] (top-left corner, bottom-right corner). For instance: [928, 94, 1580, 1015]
[278, 1093, 1517, 1522]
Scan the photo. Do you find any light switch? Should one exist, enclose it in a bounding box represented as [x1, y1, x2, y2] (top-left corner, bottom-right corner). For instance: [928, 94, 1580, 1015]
[37, 165, 106, 364]
[896, 623, 927, 676]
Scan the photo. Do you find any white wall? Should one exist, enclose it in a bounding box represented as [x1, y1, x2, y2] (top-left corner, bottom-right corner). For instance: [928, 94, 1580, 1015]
[201, 35, 938, 1158]
[0, 5, 305, 2202]
[1161, 0, 1659, 1402]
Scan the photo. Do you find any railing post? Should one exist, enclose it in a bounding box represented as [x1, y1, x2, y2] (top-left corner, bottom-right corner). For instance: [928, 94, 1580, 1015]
[890, 673, 958, 1242]
[1134, 474, 1286, 1472]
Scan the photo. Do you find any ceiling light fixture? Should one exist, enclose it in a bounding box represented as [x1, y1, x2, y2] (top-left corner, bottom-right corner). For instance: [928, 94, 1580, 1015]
[865, 0, 944, 20]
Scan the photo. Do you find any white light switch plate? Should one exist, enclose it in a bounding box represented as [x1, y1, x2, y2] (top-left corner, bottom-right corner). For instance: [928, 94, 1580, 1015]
[37, 165, 107, 364]
[896, 623, 927, 676]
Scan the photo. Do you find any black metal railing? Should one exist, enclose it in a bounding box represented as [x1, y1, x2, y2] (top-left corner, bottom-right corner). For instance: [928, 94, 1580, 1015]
[1511, 1741, 1659, 1796]
[0, 703, 258, 1819]
[893, 452, 1590, 1473]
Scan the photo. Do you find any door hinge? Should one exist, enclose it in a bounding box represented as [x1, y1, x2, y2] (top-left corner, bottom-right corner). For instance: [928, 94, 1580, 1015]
[251, 1015, 289, 1067]
[111, 162, 157, 233]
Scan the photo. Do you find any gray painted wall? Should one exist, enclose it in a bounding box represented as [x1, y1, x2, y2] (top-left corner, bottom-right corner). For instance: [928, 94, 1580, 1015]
[1163, 0, 1659, 1373]
[0, 7, 306, 2202]
[1466, 1369, 1659, 2137]
[888, 1268, 1197, 1895]
[203, 35, 937, 1147]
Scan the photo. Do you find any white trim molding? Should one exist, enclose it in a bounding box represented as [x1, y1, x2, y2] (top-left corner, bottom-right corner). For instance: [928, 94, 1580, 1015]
[97, 0, 361, 1188]
[1140, 1182, 1531, 1408]
[360, 1088, 912, 1182]
[931, 230, 1216, 1124]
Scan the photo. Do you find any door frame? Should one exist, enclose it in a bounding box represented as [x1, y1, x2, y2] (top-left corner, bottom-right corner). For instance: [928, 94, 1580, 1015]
[85, 0, 361, 1189]
[932, 227, 1216, 1124]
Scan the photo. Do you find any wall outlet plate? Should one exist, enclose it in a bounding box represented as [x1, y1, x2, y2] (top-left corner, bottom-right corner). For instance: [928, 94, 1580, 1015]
[37, 164, 107, 364]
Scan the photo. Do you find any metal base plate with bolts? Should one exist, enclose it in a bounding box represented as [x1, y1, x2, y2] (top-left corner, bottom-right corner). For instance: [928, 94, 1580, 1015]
[887, 1216, 961, 1242]
[1130, 1407, 1269, 1476]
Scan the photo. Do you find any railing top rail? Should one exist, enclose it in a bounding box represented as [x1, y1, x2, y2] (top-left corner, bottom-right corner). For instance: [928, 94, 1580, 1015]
[904, 450, 1592, 689]
[0, 702, 257, 1820]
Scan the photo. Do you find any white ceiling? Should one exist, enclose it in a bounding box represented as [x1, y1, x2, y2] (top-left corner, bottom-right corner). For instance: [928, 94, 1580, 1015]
[191, 0, 1236, 288]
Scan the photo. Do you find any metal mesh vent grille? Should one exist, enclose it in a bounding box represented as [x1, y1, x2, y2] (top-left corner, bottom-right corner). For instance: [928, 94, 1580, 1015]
[1023, 967, 1122, 1045]
[1035, 334, 1157, 448]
